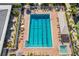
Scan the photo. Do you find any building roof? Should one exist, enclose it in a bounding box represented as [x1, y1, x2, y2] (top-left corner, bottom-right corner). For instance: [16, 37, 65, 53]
[0, 5, 12, 55]
[0, 9, 8, 40]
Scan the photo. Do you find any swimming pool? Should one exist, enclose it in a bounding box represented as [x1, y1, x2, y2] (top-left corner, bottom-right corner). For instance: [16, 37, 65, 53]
[59, 45, 67, 54]
[25, 14, 52, 47]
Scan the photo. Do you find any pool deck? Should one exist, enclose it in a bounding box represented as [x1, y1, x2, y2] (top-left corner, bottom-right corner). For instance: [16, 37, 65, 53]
[18, 8, 71, 56]
[57, 10, 71, 55]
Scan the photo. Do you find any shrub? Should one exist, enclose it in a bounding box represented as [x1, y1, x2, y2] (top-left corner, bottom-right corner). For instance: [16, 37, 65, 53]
[13, 4, 22, 8]
[12, 9, 19, 17]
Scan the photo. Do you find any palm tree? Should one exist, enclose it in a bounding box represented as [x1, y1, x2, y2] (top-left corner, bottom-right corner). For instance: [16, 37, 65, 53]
[13, 4, 22, 8]
[76, 34, 79, 40]
[70, 19, 74, 24]
[41, 3, 49, 9]
[74, 25, 79, 30]
[12, 9, 19, 17]
[29, 52, 33, 56]
[41, 3, 49, 6]
[76, 22, 79, 34]
[70, 5, 77, 16]
[74, 22, 79, 35]
[70, 31, 72, 37]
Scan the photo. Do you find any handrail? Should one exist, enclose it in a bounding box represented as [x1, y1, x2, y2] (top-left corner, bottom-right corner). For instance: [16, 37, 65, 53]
[15, 8, 22, 49]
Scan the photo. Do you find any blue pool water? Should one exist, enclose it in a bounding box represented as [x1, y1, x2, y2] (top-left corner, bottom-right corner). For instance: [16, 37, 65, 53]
[25, 14, 52, 47]
[60, 45, 67, 53]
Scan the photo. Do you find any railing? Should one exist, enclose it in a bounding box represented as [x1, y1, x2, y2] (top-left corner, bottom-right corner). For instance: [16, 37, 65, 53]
[15, 8, 22, 49]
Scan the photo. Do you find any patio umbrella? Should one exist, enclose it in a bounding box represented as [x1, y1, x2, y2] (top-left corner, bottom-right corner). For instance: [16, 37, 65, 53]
[26, 9, 31, 14]
[69, 42, 72, 48]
